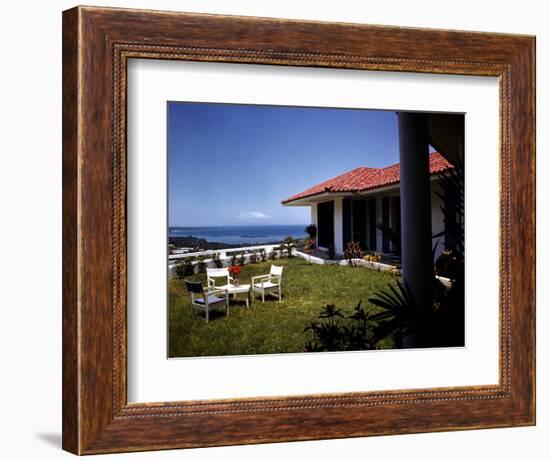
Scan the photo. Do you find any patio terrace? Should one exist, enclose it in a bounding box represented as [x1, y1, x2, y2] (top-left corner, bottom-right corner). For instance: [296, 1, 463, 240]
[168, 257, 399, 358]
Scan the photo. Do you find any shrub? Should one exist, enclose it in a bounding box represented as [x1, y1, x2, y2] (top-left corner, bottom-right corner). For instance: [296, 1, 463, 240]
[304, 304, 346, 352]
[259, 248, 267, 262]
[249, 252, 258, 264]
[363, 252, 382, 263]
[304, 301, 375, 352]
[344, 242, 363, 267]
[212, 252, 223, 268]
[368, 275, 464, 349]
[237, 254, 245, 266]
[174, 258, 194, 278]
[344, 241, 363, 267]
[305, 224, 317, 242]
[435, 249, 459, 279]
[230, 253, 238, 266]
[196, 256, 207, 274]
[303, 238, 314, 263]
[269, 247, 277, 260]
[282, 236, 295, 258]
[173, 264, 185, 278]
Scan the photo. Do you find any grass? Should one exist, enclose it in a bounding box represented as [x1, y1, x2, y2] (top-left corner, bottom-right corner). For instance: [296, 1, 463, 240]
[168, 257, 398, 358]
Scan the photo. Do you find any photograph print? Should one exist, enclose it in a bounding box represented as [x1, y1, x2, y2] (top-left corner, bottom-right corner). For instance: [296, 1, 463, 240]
[168, 102, 465, 358]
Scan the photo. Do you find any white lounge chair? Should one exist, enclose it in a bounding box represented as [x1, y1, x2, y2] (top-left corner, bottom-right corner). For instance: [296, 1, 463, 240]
[252, 265, 283, 303]
[185, 280, 229, 322]
[206, 268, 233, 291]
[207, 267, 253, 308]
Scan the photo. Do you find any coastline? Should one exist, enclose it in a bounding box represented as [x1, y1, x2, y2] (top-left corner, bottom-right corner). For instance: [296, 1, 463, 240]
[169, 224, 308, 251]
[169, 235, 307, 252]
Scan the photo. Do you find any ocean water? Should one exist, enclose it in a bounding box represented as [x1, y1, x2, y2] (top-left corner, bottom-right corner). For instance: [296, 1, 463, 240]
[169, 225, 307, 245]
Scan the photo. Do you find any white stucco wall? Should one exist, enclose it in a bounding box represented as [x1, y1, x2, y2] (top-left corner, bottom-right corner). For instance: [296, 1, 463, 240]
[310, 205, 318, 246]
[305, 185, 446, 260]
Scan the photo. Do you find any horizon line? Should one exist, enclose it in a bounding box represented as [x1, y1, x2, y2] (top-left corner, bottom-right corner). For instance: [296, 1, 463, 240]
[169, 223, 309, 228]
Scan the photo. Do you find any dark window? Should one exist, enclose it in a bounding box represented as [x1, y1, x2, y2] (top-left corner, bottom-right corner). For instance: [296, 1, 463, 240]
[368, 198, 377, 251]
[352, 199, 367, 250]
[317, 201, 334, 248]
[382, 197, 390, 253]
[391, 196, 401, 255]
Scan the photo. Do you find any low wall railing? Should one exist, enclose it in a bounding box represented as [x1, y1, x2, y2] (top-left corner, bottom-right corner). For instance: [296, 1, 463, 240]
[169, 245, 452, 287]
[168, 243, 281, 262]
[168, 244, 284, 277]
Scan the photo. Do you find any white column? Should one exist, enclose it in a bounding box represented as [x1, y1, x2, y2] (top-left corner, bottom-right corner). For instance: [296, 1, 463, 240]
[333, 198, 343, 255]
[310, 205, 318, 246]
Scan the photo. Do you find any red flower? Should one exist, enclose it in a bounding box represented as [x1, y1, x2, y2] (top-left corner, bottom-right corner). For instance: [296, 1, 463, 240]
[228, 265, 241, 276]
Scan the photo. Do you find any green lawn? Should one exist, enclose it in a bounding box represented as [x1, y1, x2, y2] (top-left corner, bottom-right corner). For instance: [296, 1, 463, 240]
[168, 257, 398, 357]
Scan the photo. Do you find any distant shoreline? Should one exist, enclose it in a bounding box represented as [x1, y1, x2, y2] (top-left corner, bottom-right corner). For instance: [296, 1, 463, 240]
[169, 224, 308, 248]
[170, 224, 307, 229]
[169, 235, 307, 252]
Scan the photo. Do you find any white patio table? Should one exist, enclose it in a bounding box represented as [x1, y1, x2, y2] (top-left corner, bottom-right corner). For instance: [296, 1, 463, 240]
[226, 283, 251, 308]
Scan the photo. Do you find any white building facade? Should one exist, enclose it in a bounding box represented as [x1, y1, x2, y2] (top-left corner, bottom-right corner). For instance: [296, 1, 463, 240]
[282, 152, 451, 261]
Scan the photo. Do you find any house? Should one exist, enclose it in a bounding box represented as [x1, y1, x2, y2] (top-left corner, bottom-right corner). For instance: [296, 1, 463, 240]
[282, 152, 454, 260]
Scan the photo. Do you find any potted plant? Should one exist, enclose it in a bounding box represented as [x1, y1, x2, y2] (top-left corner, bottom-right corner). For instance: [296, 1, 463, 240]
[228, 265, 242, 286]
[303, 238, 314, 264]
[305, 224, 317, 247]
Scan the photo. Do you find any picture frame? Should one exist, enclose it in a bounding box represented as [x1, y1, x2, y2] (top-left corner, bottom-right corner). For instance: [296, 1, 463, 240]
[62, 5, 535, 455]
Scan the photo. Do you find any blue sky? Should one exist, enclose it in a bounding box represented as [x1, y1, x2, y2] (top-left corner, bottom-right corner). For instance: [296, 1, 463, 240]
[168, 102, 399, 227]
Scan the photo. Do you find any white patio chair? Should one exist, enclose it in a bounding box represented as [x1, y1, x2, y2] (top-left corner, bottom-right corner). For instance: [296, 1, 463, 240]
[185, 280, 229, 322]
[206, 268, 233, 291]
[251, 265, 283, 303]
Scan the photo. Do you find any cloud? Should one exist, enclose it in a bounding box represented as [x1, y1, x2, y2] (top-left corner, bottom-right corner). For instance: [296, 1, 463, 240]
[239, 211, 271, 220]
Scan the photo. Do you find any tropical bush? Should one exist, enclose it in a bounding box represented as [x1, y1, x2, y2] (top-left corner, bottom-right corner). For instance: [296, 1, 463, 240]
[174, 257, 195, 278]
[344, 241, 363, 266]
[304, 301, 375, 352]
[435, 249, 459, 279]
[368, 156, 465, 349]
[305, 224, 317, 242]
[196, 256, 207, 274]
[303, 238, 314, 254]
[282, 236, 295, 258]
[367, 276, 461, 348]
[363, 252, 382, 263]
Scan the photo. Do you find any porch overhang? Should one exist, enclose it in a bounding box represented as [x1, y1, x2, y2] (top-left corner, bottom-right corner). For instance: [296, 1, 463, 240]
[281, 151, 453, 207]
[282, 174, 446, 207]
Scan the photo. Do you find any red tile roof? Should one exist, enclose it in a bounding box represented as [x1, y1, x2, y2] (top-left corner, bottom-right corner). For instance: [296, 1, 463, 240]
[282, 152, 453, 204]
